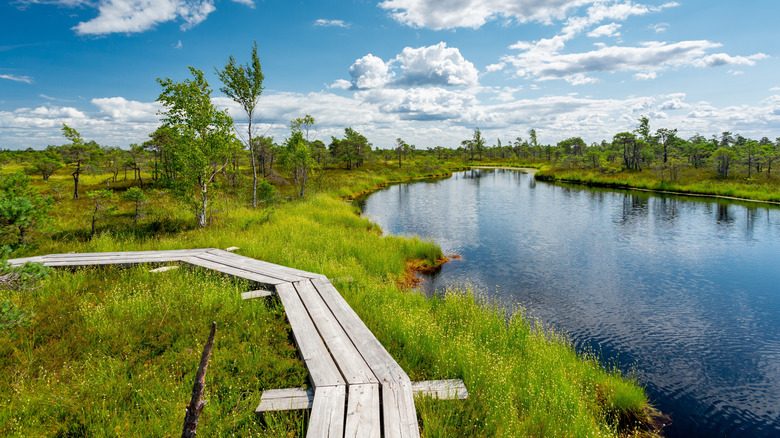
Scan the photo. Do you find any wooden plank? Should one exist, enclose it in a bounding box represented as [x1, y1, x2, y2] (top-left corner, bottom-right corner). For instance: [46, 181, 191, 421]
[309, 278, 419, 437]
[241, 290, 273, 300]
[149, 266, 178, 273]
[225, 246, 240, 252]
[256, 387, 313, 412]
[381, 381, 420, 438]
[183, 257, 286, 286]
[307, 385, 346, 438]
[275, 283, 344, 388]
[6, 256, 45, 266]
[39, 254, 191, 266]
[39, 249, 205, 260]
[199, 250, 305, 282]
[411, 380, 468, 400]
[344, 383, 381, 438]
[206, 249, 325, 280]
[294, 280, 377, 385]
[8, 249, 204, 267]
[311, 278, 408, 382]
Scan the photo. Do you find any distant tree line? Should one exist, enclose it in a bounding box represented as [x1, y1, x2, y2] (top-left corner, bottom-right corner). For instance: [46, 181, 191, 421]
[2, 43, 778, 232]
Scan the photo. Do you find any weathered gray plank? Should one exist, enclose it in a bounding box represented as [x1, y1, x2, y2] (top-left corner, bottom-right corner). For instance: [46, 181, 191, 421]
[5, 256, 45, 266]
[41, 249, 204, 260]
[206, 249, 325, 280]
[411, 380, 468, 400]
[183, 256, 286, 286]
[200, 250, 306, 282]
[344, 383, 381, 438]
[311, 278, 409, 381]
[382, 380, 420, 438]
[241, 290, 273, 300]
[309, 278, 418, 437]
[307, 385, 346, 438]
[256, 387, 313, 412]
[294, 280, 377, 385]
[38, 253, 195, 266]
[275, 283, 344, 388]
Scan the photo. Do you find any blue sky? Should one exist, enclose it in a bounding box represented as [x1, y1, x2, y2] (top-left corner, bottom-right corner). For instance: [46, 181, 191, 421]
[1, 0, 778, 150]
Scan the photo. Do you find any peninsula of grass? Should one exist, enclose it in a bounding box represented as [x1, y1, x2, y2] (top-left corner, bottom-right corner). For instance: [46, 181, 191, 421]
[535, 167, 780, 204]
[1, 161, 659, 437]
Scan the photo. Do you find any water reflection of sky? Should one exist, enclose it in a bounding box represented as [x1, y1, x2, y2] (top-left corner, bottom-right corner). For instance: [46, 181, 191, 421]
[356, 168, 780, 438]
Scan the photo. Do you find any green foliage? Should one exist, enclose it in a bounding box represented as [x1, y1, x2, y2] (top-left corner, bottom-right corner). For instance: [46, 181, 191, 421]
[216, 41, 265, 207]
[0, 299, 33, 329]
[280, 127, 316, 197]
[122, 186, 147, 223]
[0, 172, 53, 245]
[58, 124, 103, 199]
[329, 127, 371, 170]
[86, 189, 116, 240]
[712, 147, 736, 179]
[257, 179, 275, 202]
[0, 246, 50, 291]
[290, 114, 315, 142]
[157, 67, 236, 227]
[216, 41, 264, 116]
[29, 149, 62, 181]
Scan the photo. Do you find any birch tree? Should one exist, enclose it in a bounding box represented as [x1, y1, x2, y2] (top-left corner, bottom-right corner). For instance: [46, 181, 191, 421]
[157, 67, 234, 228]
[216, 42, 264, 207]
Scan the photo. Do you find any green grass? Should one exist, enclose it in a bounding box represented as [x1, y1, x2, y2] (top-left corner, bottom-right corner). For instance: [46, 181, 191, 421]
[1, 161, 658, 437]
[0, 266, 308, 437]
[536, 167, 780, 204]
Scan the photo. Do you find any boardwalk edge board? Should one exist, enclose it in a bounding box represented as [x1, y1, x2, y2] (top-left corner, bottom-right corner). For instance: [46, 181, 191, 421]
[257, 379, 469, 412]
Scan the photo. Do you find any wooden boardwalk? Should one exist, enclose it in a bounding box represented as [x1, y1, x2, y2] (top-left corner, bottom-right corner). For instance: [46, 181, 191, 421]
[8, 248, 467, 438]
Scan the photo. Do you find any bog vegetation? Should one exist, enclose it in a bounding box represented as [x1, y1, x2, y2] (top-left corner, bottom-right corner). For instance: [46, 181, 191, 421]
[3, 44, 776, 437]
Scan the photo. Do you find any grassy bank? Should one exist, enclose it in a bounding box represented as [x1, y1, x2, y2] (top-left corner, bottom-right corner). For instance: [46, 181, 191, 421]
[1, 162, 657, 436]
[536, 167, 780, 204]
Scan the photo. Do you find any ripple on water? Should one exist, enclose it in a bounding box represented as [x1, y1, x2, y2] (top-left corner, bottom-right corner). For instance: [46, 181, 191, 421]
[358, 169, 780, 437]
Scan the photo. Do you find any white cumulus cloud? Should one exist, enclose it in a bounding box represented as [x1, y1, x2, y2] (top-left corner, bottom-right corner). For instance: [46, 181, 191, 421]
[634, 71, 657, 80]
[587, 23, 621, 38]
[692, 52, 769, 68]
[358, 87, 477, 121]
[339, 43, 479, 89]
[659, 93, 689, 110]
[73, 0, 212, 35]
[91, 97, 161, 122]
[485, 62, 506, 73]
[378, 0, 594, 30]
[394, 42, 479, 87]
[348, 54, 395, 89]
[27, 0, 253, 35]
[501, 39, 764, 84]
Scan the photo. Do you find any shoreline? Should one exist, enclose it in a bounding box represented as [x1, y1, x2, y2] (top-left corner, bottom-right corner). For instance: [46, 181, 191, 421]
[536, 173, 780, 206]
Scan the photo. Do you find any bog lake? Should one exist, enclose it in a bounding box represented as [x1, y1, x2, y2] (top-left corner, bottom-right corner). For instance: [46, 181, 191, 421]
[355, 168, 780, 437]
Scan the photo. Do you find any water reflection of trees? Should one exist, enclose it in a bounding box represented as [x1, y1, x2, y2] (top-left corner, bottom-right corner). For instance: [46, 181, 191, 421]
[617, 193, 649, 225]
[716, 204, 733, 225]
[653, 197, 679, 223]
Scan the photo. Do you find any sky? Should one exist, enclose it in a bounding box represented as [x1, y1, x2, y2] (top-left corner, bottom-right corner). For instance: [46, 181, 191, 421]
[1, 0, 779, 150]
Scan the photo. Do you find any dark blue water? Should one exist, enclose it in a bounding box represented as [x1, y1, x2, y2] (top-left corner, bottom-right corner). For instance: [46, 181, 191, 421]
[355, 168, 780, 437]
